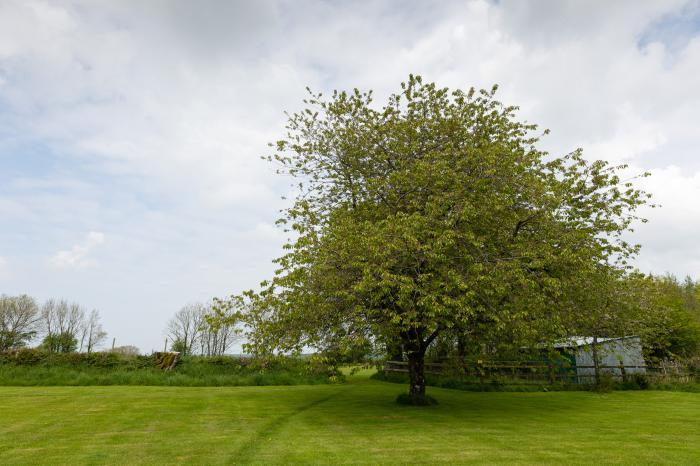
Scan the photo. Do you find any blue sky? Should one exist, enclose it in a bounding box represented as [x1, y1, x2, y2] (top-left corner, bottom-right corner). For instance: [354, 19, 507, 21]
[1, 0, 700, 353]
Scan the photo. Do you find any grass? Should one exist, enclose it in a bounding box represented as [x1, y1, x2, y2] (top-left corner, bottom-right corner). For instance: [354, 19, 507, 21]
[1, 369, 699, 465]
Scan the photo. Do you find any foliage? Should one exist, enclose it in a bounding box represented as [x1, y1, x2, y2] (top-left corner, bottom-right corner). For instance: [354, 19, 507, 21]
[40, 332, 78, 353]
[0, 348, 148, 368]
[621, 373, 650, 390]
[166, 301, 242, 356]
[626, 274, 700, 362]
[373, 369, 665, 393]
[0, 351, 341, 386]
[0, 294, 41, 351]
[40, 299, 108, 353]
[224, 75, 650, 404]
[170, 338, 188, 354]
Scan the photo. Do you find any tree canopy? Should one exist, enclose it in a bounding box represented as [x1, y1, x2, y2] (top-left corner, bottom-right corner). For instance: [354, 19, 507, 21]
[228, 76, 650, 403]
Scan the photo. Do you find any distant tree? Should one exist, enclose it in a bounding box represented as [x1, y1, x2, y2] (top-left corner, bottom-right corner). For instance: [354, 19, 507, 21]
[629, 274, 700, 362]
[682, 275, 699, 318]
[170, 338, 188, 354]
[79, 310, 107, 353]
[166, 304, 206, 355]
[41, 299, 85, 352]
[40, 331, 78, 353]
[225, 76, 650, 404]
[0, 294, 42, 351]
[200, 301, 241, 356]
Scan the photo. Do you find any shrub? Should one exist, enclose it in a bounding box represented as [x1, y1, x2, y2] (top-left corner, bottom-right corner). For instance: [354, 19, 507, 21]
[0, 352, 343, 386]
[3, 348, 45, 365]
[591, 372, 615, 393]
[620, 373, 650, 390]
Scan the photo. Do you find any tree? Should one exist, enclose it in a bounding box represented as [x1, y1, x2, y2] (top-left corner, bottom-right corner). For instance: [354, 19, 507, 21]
[41, 331, 78, 353]
[166, 302, 241, 356]
[0, 294, 42, 351]
[199, 300, 241, 356]
[626, 274, 700, 362]
[79, 310, 107, 353]
[40, 299, 86, 353]
[166, 303, 206, 356]
[232, 76, 650, 403]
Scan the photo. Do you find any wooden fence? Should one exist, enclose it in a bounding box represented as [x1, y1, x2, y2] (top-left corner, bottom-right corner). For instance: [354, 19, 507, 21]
[383, 360, 697, 385]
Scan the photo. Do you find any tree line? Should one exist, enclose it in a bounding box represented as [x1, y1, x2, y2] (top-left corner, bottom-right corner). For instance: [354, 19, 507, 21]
[0, 295, 107, 353]
[164, 301, 240, 356]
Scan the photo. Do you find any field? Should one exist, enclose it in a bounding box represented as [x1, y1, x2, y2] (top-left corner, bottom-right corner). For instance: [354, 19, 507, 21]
[1, 370, 699, 465]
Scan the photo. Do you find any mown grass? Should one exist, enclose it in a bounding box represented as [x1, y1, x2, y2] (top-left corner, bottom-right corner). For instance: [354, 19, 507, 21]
[1, 369, 699, 465]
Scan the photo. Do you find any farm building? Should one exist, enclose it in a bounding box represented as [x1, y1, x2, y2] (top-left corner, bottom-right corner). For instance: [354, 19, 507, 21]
[554, 336, 646, 382]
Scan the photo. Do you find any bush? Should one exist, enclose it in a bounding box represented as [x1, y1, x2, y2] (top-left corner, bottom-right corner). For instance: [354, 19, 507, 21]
[589, 372, 615, 393]
[0, 348, 45, 365]
[620, 373, 650, 390]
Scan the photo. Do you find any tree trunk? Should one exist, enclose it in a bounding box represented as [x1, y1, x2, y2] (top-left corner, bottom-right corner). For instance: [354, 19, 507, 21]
[591, 335, 600, 386]
[407, 350, 427, 403]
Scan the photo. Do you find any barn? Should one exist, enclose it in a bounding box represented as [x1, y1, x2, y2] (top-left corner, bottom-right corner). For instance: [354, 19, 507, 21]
[554, 336, 646, 383]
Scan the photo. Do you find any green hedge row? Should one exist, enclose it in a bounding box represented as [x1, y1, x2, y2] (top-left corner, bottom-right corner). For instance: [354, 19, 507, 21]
[0, 349, 343, 386]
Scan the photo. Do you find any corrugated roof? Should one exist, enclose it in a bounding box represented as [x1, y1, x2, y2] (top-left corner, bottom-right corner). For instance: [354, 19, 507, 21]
[553, 336, 639, 348]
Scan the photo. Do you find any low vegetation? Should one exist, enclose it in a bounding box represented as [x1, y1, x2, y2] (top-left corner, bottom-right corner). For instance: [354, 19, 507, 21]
[372, 368, 700, 393]
[0, 349, 341, 387]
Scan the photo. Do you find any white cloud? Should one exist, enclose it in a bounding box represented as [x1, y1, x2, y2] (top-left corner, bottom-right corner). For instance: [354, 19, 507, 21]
[2, 0, 700, 351]
[50, 231, 106, 269]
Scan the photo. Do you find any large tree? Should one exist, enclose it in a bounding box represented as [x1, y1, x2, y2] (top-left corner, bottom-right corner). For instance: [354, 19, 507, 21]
[235, 76, 649, 403]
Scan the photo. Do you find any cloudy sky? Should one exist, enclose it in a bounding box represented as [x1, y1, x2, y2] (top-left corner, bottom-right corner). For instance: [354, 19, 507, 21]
[1, 0, 699, 353]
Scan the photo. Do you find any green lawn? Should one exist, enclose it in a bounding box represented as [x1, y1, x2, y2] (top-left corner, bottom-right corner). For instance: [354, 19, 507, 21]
[1, 370, 699, 465]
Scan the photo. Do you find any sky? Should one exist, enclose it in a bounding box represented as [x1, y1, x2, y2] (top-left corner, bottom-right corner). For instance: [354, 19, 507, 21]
[1, 0, 700, 353]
